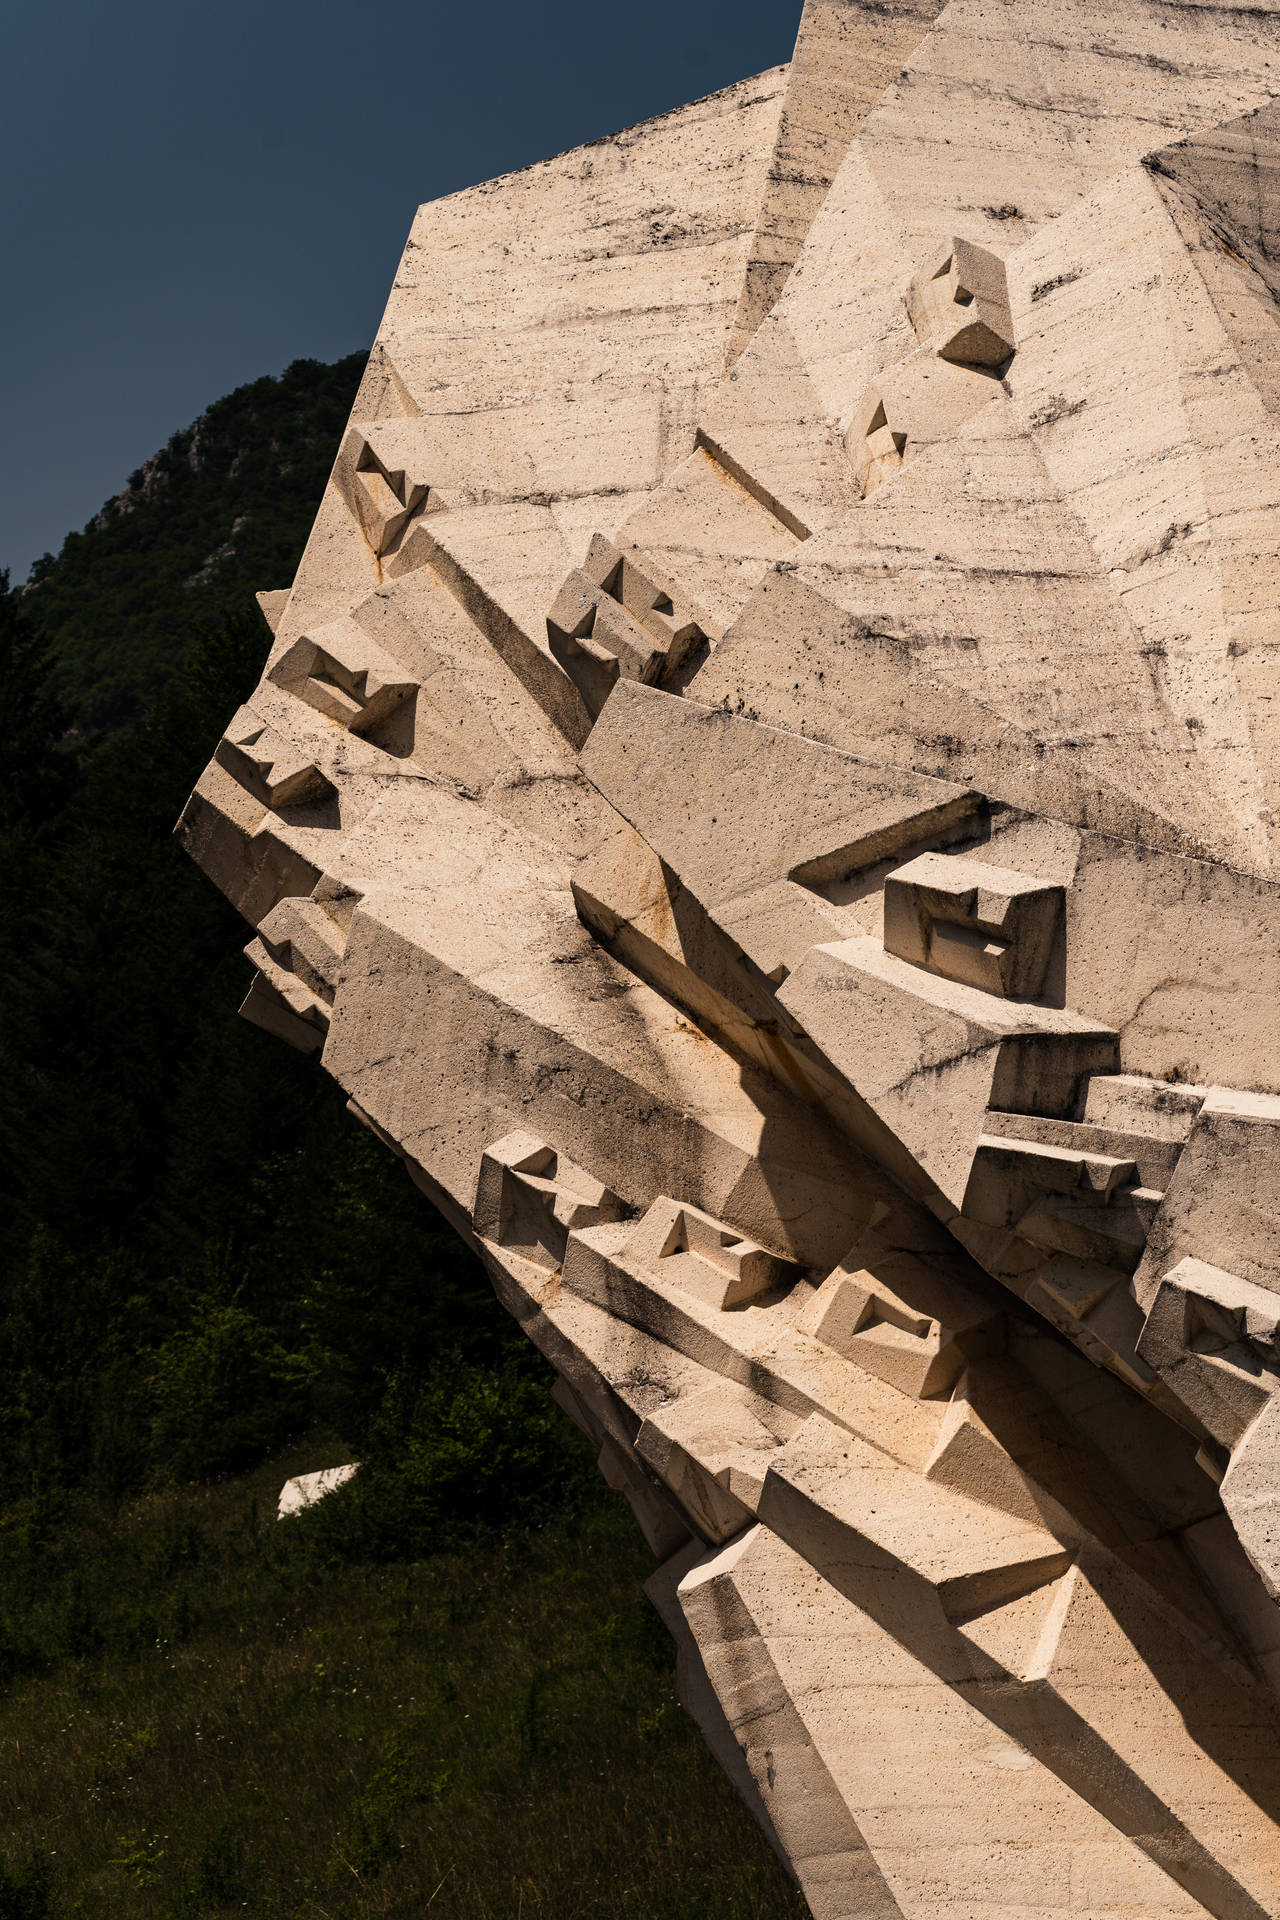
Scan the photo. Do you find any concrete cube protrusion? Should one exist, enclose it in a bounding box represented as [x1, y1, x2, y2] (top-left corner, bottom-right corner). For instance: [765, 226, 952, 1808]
[1134, 1086, 1280, 1312]
[256, 895, 348, 1003]
[474, 1130, 630, 1272]
[214, 705, 334, 809]
[547, 534, 710, 719]
[883, 850, 1064, 1000]
[624, 1196, 797, 1310]
[269, 615, 419, 736]
[803, 1212, 1001, 1401]
[1138, 1256, 1280, 1448]
[239, 893, 353, 1058]
[812, 1273, 965, 1400]
[905, 237, 1015, 368]
[334, 424, 431, 557]
[239, 967, 327, 1055]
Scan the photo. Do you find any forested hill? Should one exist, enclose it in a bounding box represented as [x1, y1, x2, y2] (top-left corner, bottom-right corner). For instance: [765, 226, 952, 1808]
[23, 353, 367, 729]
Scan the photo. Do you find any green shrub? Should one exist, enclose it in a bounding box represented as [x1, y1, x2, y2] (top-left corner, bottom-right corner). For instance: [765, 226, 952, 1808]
[148, 1305, 315, 1480]
[294, 1354, 595, 1562]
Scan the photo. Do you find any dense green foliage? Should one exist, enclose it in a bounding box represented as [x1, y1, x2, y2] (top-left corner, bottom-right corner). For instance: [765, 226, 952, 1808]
[23, 355, 367, 729]
[0, 364, 802, 1914]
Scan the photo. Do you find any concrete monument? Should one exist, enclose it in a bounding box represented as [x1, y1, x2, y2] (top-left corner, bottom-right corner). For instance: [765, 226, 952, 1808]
[180, 2, 1280, 1908]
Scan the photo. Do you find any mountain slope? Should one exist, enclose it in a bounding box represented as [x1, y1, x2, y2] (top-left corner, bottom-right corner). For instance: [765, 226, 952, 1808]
[24, 353, 366, 729]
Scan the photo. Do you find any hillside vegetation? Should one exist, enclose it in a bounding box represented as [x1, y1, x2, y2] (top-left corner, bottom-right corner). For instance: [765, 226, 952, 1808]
[0, 361, 803, 1917]
[24, 355, 367, 730]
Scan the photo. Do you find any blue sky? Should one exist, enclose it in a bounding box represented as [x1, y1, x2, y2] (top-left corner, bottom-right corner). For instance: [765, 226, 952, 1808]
[2, 0, 797, 582]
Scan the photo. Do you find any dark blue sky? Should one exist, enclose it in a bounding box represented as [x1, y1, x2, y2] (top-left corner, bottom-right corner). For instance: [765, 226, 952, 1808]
[3, 0, 798, 582]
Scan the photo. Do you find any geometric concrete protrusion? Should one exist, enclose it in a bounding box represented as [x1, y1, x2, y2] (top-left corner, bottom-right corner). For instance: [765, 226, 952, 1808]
[778, 936, 1118, 1209]
[256, 894, 349, 1004]
[905, 237, 1015, 368]
[883, 851, 1064, 1000]
[848, 388, 906, 498]
[268, 616, 419, 735]
[256, 587, 291, 635]
[960, 1120, 1169, 1393]
[810, 1269, 969, 1399]
[238, 966, 327, 1055]
[239, 892, 352, 1057]
[636, 1383, 787, 1541]
[963, 1133, 1140, 1229]
[214, 705, 335, 809]
[1138, 1255, 1280, 1448]
[1079, 1073, 1208, 1143]
[624, 1196, 797, 1310]
[805, 1214, 1002, 1402]
[975, 1108, 1182, 1193]
[547, 534, 710, 720]
[1133, 1086, 1280, 1313]
[334, 425, 430, 558]
[474, 1130, 630, 1272]
[845, 352, 1003, 499]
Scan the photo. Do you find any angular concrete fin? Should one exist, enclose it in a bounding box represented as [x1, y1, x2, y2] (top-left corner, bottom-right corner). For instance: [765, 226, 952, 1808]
[678, 1530, 910, 1919]
[725, 0, 949, 367]
[351, 341, 421, 420]
[1146, 102, 1280, 308]
[644, 1538, 793, 1872]
[1141, 111, 1280, 435]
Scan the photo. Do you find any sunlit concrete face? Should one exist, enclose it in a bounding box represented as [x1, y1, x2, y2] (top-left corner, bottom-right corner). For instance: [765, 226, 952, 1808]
[179, 4, 1280, 1909]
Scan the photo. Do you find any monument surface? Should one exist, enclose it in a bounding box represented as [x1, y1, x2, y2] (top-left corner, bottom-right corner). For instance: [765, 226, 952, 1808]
[179, 2, 1280, 1909]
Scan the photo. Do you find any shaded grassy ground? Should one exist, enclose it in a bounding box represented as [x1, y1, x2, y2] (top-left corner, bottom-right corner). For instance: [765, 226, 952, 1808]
[0, 1432, 806, 1919]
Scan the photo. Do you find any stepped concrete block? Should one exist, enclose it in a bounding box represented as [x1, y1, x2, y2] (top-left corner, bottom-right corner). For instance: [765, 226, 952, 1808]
[778, 936, 1118, 1209]
[473, 1131, 630, 1272]
[1138, 1256, 1280, 1448]
[269, 616, 419, 736]
[882, 850, 1063, 1000]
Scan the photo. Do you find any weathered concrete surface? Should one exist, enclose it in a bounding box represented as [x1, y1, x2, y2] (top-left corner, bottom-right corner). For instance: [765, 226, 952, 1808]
[180, 5, 1280, 1911]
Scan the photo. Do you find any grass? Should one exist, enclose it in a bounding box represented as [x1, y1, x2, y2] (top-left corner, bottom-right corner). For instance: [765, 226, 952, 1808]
[0, 1432, 807, 1919]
